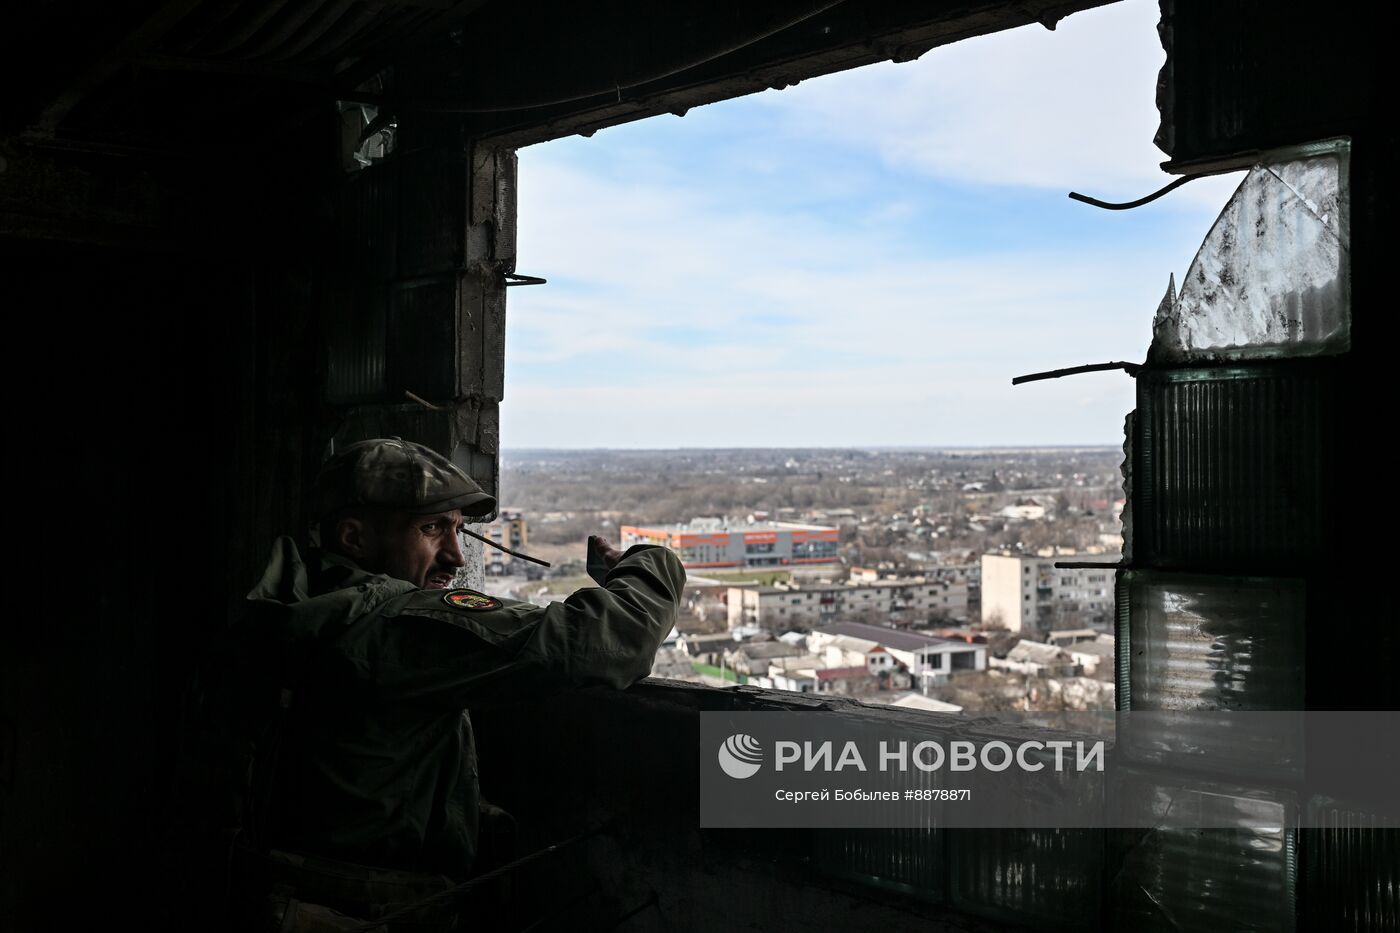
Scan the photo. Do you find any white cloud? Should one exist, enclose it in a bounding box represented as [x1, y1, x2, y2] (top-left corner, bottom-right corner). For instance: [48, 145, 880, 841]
[755, 0, 1242, 207]
[503, 161, 1182, 447]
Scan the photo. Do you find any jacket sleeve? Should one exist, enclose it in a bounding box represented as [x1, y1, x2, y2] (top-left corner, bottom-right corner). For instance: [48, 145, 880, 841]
[369, 544, 686, 708]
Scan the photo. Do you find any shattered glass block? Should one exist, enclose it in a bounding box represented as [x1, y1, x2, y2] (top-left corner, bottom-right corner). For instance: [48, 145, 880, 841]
[1153, 139, 1350, 362]
[1111, 771, 1296, 932]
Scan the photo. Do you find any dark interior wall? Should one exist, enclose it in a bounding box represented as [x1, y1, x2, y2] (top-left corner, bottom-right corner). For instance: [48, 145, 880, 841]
[1, 104, 511, 926]
[1, 117, 337, 925]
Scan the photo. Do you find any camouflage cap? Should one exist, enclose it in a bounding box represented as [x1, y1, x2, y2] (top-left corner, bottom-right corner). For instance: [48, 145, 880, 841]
[313, 437, 496, 520]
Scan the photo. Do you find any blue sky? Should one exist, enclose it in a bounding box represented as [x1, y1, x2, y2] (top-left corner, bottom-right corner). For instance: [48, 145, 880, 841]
[500, 0, 1242, 449]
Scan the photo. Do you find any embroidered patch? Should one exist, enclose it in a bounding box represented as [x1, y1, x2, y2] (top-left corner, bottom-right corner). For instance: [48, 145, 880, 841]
[442, 589, 502, 611]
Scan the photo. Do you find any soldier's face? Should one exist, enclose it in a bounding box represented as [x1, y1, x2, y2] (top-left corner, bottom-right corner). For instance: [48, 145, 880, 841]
[360, 508, 468, 589]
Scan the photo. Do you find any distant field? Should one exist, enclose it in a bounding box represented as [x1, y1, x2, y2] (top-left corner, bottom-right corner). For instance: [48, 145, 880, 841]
[692, 662, 745, 684]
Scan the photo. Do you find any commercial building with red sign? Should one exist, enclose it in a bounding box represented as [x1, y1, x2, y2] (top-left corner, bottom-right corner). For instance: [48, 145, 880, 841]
[620, 519, 840, 569]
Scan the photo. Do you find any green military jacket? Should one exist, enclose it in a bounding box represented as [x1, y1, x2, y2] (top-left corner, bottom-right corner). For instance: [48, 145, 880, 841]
[245, 536, 685, 879]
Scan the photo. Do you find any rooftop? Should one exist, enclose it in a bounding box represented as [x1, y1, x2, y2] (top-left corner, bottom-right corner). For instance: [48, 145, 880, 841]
[733, 641, 804, 660]
[1046, 628, 1101, 641]
[880, 694, 965, 713]
[818, 634, 884, 654]
[679, 632, 737, 645]
[815, 666, 871, 681]
[1007, 641, 1073, 664]
[815, 622, 969, 652]
[768, 654, 827, 672]
[1066, 640, 1116, 659]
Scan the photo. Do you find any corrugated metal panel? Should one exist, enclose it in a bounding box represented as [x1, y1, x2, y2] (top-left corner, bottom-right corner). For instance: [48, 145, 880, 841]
[950, 829, 1103, 929]
[340, 163, 397, 284]
[387, 276, 459, 401]
[1124, 571, 1305, 713]
[1136, 365, 1336, 573]
[325, 163, 395, 404]
[398, 149, 467, 278]
[324, 282, 387, 404]
[321, 141, 506, 512]
[1304, 798, 1400, 932]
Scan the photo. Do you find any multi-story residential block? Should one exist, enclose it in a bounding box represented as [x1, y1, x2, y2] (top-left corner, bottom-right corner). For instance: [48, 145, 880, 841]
[482, 508, 529, 576]
[727, 577, 969, 630]
[979, 553, 1116, 633]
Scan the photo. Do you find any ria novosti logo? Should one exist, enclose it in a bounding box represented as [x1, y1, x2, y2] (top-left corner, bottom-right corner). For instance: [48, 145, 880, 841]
[718, 733, 763, 779]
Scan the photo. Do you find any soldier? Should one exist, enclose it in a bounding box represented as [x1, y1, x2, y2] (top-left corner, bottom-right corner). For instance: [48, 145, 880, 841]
[235, 437, 685, 930]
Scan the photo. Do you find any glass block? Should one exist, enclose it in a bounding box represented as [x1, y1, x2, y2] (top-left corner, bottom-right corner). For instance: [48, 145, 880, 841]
[1135, 365, 1337, 574]
[949, 829, 1103, 930]
[1121, 573, 1305, 780]
[1304, 797, 1400, 932]
[1153, 139, 1350, 362]
[811, 828, 942, 901]
[1111, 771, 1296, 932]
[1126, 573, 1304, 712]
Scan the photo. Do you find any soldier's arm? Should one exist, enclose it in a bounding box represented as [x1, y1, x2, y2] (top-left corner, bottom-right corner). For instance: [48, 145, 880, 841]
[371, 544, 686, 706]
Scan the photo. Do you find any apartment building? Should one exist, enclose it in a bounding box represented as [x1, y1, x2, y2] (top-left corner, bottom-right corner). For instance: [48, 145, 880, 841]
[979, 552, 1116, 633]
[727, 578, 969, 630]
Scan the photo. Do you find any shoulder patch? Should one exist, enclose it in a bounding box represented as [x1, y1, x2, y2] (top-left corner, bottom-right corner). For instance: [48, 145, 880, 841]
[442, 589, 503, 611]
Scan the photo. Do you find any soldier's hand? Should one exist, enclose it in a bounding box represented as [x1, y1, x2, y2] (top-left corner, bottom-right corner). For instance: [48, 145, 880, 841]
[585, 535, 624, 571]
[586, 535, 625, 585]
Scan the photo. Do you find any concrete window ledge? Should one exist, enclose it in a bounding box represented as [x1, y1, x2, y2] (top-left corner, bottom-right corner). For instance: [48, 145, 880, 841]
[467, 679, 1101, 932]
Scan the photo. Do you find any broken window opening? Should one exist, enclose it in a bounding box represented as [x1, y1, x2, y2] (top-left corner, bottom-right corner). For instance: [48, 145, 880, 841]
[339, 72, 398, 172]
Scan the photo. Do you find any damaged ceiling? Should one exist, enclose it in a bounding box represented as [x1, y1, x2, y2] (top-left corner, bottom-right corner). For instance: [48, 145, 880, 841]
[7, 0, 1115, 152]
